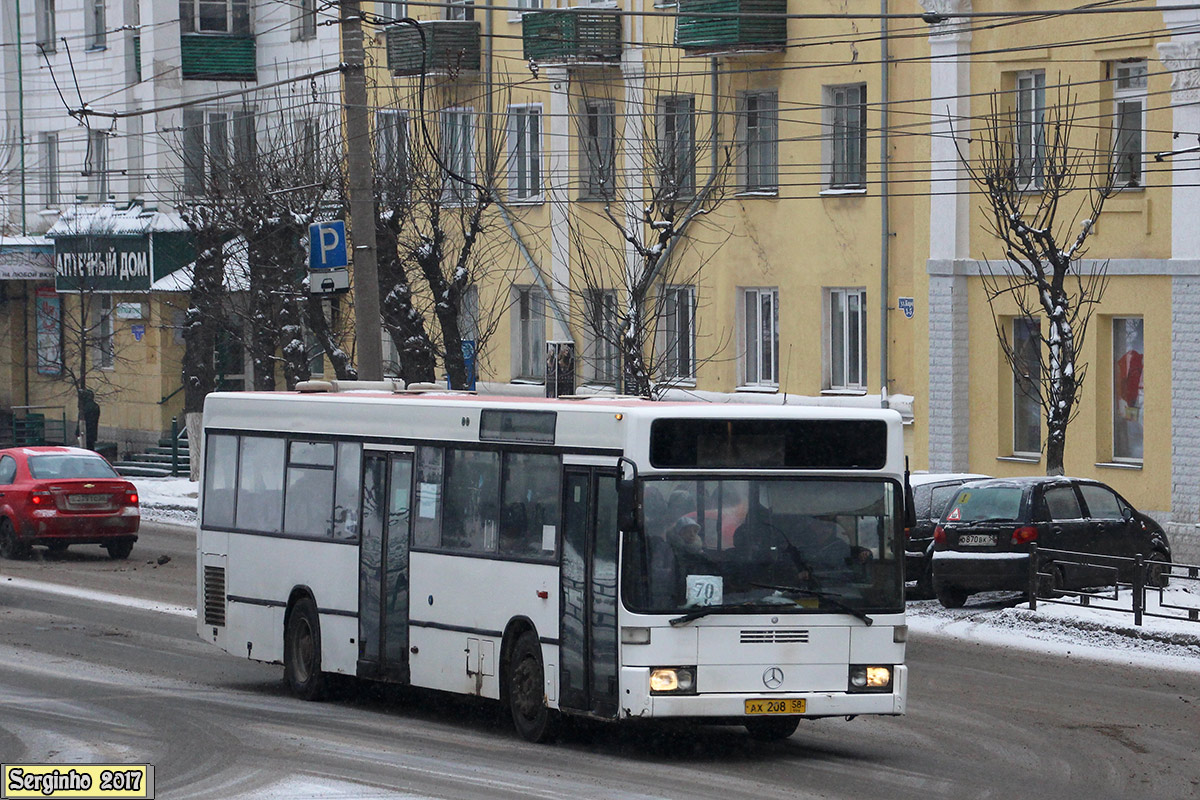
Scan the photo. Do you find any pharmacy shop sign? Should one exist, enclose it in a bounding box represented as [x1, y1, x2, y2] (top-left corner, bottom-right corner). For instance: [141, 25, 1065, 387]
[54, 236, 151, 292]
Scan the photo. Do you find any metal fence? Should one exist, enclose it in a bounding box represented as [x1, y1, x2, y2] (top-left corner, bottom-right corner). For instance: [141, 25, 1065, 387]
[1028, 543, 1200, 627]
[0, 405, 68, 448]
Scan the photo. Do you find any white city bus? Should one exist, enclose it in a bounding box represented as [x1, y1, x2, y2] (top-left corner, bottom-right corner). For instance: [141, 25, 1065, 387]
[197, 384, 908, 742]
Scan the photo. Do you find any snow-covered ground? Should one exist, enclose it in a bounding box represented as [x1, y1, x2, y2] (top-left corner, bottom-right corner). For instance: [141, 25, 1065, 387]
[132, 477, 1200, 671]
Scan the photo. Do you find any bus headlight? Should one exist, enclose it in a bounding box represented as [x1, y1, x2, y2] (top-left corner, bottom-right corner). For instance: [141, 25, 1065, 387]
[848, 665, 892, 692]
[650, 666, 697, 694]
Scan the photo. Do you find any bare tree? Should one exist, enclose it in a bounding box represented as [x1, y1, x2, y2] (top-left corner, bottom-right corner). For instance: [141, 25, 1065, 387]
[372, 72, 523, 389]
[959, 85, 1114, 474]
[565, 76, 735, 398]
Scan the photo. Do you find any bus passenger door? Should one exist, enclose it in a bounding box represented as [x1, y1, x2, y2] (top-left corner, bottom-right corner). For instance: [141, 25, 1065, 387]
[559, 468, 620, 717]
[358, 451, 412, 682]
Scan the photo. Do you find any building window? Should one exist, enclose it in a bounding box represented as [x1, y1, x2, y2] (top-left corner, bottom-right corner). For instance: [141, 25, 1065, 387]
[1113, 317, 1144, 461]
[86, 0, 106, 49]
[86, 129, 109, 201]
[580, 100, 615, 199]
[584, 289, 619, 384]
[507, 105, 542, 202]
[41, 133, 59, 208]
[446, 0, 474, 20]
[181, 0, 251, 35]
[740, 91, 778, 193]
[92, 295, 114, 370]
[659, 285, 695, 381]
[826, 84, 867, 189]
[182, 108, 256, 195]
[440, 108, 474, 204]
[296, 0, 317, 40]
[510, 0, 542, 14]
[1112, 61, 1147, 189]
[377, 2, 406, 22]
[513, 287, 546, 381]
[657, 96, 695, 198]
[376, 110, 408, 201]
[35, 0, 56, 52]
[1012, 317, 1041, 455]
[827, 288, 867, 390]
[1015, 70, 1046, 189]
[742, 287, 779, 387]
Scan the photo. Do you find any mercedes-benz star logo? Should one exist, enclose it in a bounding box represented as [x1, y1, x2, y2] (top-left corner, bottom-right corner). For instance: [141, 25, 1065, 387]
[762, 667, 784, 689]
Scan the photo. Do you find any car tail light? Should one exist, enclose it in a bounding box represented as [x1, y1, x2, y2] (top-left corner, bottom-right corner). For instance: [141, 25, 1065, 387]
[30, 490, 52, 506]
[124, 491, 139, 506]
[933, 525, 946, 544]
[1011, 526, 1039, 545]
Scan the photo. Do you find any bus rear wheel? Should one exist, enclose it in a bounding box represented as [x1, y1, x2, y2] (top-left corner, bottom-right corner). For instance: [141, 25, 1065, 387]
[284, 596, 327, 701]
[745, 716, 800, 741]
[508, 630, 557, 743]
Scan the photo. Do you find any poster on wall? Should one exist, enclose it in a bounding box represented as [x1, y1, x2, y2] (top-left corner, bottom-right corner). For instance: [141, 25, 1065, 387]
[35, 287, 62, 376]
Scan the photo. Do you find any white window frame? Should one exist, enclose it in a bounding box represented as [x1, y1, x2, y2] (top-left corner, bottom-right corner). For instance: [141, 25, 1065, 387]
[741, 287, 779, 388]
[446, 0, 474, 21]
[295, 0, 318, 40]
[1112, 316, 1144, 462]
[513, 286, 546, 382]
[182, 107, 256, 196]
[376, 2, 407, 23]
[584, 288, 620, 385]
[580, 100, 616, 200]
[825, 84, 867, 191]
[1012, 316, 1042, 456]
[508, 0, 542, 21]
[506, 105, 543, 202]
[35, 0, 56, 52]
[376, 109, 409, 201]
[1015, 70, 1046, 190]
[86, 0, 107, 49]
[1112, 61, 1147, 190]
[86, 129, 109, 201]
[182, 0, 252, 35]
[826, 288, 867, 391]
[657, 96, 696, 198]
[659, 285, 696, 382]
[440, 107, 475, 204]
[740, 91, 778, 194]
[41, 132, 59, 209]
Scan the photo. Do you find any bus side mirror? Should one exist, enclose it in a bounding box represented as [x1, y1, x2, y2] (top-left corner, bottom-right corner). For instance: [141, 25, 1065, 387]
[904, 459, 917, 530]
[617, 457, 641, 532]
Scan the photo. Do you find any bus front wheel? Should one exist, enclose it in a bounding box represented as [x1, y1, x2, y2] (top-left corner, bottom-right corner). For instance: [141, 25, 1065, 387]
[284, 596, 327, 701]
[507, 630, 557, 743]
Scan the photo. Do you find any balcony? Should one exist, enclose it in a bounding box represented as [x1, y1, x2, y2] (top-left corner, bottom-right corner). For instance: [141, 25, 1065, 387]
[386, 21, 481, 76]
[522, 11, 622, 65]
[180, 34, 256, 82]
[675, 0, 787, 54]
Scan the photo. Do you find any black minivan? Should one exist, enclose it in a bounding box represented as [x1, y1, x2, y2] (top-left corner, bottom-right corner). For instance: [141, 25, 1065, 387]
[930, 476, 1171, 608]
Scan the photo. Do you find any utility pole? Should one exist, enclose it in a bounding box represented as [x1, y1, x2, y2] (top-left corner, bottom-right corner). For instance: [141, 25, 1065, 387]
[339, 1, 382, 380]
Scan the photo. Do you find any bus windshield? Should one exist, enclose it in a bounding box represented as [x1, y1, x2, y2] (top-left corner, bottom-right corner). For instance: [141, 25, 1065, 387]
[623, 478, 903, 614]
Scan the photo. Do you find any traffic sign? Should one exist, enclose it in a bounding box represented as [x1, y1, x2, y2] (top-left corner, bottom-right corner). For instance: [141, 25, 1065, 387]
[309, 220, 348, 270]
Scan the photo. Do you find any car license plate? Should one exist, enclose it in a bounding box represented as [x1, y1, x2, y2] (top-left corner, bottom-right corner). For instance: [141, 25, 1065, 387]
[745, 698, 806, 715]
[69, 494, 108, 507]
[958, 534, 996, 546]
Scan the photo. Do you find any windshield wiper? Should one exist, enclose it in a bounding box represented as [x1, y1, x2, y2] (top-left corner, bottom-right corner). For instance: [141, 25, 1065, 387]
[669, 602, 789, 627]
[750, 582, 875, 626]
[962, 517, 1013, 527]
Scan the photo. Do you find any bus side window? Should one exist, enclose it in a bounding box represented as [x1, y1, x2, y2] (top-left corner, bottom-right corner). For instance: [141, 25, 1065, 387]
[442, 449, 501, 553]
[413, 447, 444, 548]
[499, 452, 559, 558]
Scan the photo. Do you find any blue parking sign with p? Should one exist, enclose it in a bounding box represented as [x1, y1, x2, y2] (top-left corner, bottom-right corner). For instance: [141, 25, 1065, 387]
[309, 221, 348, 270]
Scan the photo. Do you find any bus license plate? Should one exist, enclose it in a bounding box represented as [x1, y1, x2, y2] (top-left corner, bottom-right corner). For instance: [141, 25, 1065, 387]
[958, 534, 996, 546]
[745, 698, 806, 715]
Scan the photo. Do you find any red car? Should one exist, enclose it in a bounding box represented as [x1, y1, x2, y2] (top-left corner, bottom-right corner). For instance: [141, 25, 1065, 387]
[0, 446, 139, 560]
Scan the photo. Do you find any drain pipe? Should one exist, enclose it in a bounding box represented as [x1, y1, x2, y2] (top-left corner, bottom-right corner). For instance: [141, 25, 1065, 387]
[879, 0, 890, 409]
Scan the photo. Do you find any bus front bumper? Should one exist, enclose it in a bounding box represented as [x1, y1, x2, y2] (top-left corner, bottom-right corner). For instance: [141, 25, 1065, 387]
[618, 665, 907, 719]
